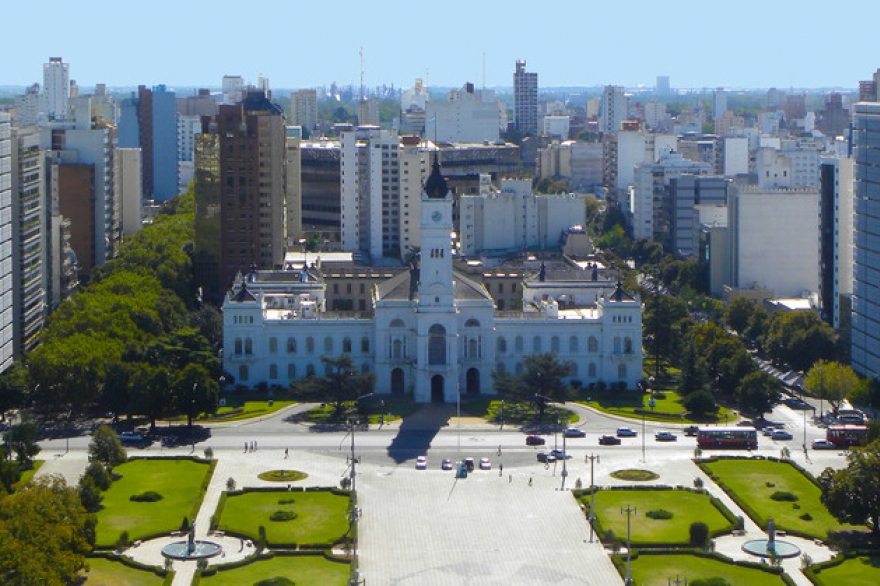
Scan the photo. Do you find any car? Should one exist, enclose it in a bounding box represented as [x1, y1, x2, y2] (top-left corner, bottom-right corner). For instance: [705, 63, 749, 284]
[526, 434, 546, 446]
[415, 456, 427, 470]
[771, 430, 793, 440]
[812, 439, 837, 450]
[563, 427, 586, 438]
[762, 427, 775, 436]
[550, 449, 572, 460]
[536, 452, 557, 463]
[599, 435, 621, 445]
[655, 431, 678, 441]
[441, 458, 453, 470]
[683, 425, 700, 437]
[464, 457, 475, 472]
[479, 457, 491, 470]
[616, 428, 638, 437]
[119, 431, 144, 444]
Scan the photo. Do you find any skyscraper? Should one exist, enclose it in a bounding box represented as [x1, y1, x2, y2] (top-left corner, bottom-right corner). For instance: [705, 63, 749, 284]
[600, 85, 628, 135]
[513, 60, 538, 136]
[290, 89, 318, 133]
[851, 101, 880, 378]
[0, 114, 14, 374]
[43, 57, 70, 121]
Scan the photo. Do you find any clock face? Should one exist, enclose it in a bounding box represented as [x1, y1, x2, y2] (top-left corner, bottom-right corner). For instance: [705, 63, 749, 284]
[431, 211, 442, 222]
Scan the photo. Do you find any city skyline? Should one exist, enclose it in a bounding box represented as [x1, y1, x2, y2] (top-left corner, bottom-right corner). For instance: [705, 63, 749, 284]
[3, 0, 878, 91]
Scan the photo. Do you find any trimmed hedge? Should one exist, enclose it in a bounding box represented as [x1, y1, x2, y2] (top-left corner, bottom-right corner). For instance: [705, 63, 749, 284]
[194, 549, 349, 581]
[88, 551, 169, 577]
[611, 549, 796, 585]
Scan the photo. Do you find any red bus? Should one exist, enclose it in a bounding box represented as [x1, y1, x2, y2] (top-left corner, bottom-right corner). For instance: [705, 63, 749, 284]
[826, 425, 868, 447]
[697, 427, 758, 449]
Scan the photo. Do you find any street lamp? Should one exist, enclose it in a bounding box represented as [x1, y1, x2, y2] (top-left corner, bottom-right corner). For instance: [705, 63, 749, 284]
[587, 454, 600, 542]
[188, 383, 197, 429]
[621, 505, 637, 585]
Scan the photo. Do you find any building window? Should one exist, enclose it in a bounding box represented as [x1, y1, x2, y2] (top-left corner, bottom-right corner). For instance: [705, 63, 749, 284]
[468, 338, 479, 359]
[306, 363, 315, 376]
[588, 336, 598, 353]
[234, 338, 242, 355]
[239, 365, 249, 381]
[533, 336, 542, 353]
[269, 337, 278, 353]
[515, 362, 524, 375]
[588, 363, 597, 378]
[306, 337, 315, 353]
[361, 337, 370, 353]
[618, 364, 627, 381]
[624, 337, 633, 354]
[614, 337, 621, 354]
[343, 337, 352, 353]
[392, 339, 403, 359]
[325, 337, 333, 353]
[428, 324, 446, 365]
[287, 337, 297, 353]
[269, 364, 278, 379]
[551, 336, 560, 353]
[287, 363, 296, 379]
[569, 336, 578, 353]
[515, 336, 524, 353]
[244, 338, 253, 355]
[497, 337, 507, 354]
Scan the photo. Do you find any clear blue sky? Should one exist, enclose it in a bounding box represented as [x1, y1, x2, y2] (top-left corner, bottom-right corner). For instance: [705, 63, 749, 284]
[2, 0, 875, 91]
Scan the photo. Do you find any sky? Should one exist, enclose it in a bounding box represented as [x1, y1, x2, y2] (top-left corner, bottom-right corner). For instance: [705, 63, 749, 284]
[2, 0, 878, 92]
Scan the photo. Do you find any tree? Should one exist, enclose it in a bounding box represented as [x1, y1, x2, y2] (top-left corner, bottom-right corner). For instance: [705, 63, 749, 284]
[804, 360, 860, 414]
[0, 474, 95, 585]
[643, 294, 692, 366]
[724, 297, 757, 334]
[174, 363, 219, 427]
[764, 311, 836, 372]
[677, 344, 711, 397]
[736, 371, 781, 420]
[717, 348, 757, 397]
[819, 439, 880, 535]
[683, 389, 718, 419]
[519, 353, 574, 420]
[76, 476, 103, 513]
[3, 421, 40, 469]
[88, 425, 126, 470]
[851, 378, 880, 413]
[296, 355, 376, 419]
[0, 363, 27, 423]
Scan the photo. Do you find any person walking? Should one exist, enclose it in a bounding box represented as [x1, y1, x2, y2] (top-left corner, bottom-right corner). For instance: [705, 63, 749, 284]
[284, 448, 289, 459]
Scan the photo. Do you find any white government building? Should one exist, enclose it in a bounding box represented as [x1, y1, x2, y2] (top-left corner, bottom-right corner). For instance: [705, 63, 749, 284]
[222, 159, 643, 403]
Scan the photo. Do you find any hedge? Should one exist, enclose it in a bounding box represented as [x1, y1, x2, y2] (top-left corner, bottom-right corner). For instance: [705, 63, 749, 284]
[611, 549, 795, 585]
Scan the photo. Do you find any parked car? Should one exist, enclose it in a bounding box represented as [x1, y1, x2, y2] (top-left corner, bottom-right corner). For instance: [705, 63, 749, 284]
[479, 457, 491, 470]
[526, 434, 546, 446]
[599, 435, 621, 445]
[655, 431, 678, 441]
[550, 449, 572, 460]
[683, 425, 700, 437]
[563, 427, 586, 438]
[771, 430, 793, 441]
[762, 427, 776, 436]
[812, 439, 836, 450]
[415, 456, 427, 470]
[537, 452, 557, 463]
[464, 457, 475, 472]
[442, 458, 453, 470]
[119, 431, 144, 444]
[616, 428, 637, 437]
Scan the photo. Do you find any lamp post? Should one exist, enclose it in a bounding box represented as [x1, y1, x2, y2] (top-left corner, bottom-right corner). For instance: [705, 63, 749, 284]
[560, 430, 568, 490]
[587, 453, 600, 542]
[621, 505, 637, 585]
[188, 383, 197, 429]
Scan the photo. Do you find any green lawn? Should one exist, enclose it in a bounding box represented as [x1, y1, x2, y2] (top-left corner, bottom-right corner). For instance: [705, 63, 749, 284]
[299, 396, 418, 425]
[95, 459, 213, 547]
[700, 458, 860, 538]
[809, 555, 880, 585]
[468, 399, 577, 425]
[11, 459, 43, 491]
[625, 552, 788, 586]
[80, 557, 166, 586]
[200, 400, 296, 423]
[218, 490, 350, 546]
[200, 554, 348, 586]
[587, 489, 734, 545]
[581, 390, 735, 424]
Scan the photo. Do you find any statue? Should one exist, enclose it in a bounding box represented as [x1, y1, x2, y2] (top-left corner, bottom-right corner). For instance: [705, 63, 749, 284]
[187, 520, 196, 554]
[767, 518, 776, 554]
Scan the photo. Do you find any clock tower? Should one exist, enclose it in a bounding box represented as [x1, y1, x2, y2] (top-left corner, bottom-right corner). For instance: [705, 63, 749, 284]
[418, 156, 454, 309]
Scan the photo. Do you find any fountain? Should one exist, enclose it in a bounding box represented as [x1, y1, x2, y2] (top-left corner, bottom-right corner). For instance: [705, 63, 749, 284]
[742, 518, 801, 559]
[161, 521, 223, 560]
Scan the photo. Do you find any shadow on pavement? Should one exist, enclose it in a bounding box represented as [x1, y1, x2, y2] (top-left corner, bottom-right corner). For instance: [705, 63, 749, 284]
[386, 404, 452, 464]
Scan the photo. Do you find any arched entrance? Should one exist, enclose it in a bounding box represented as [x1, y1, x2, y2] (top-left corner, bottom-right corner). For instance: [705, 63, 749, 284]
[466, 368, 480, 395]
[391, 368, 405, 395]
[431, 375, 445, 403]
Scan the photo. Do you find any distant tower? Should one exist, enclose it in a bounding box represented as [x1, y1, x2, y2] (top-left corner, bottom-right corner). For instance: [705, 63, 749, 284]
[43, 57, 70, 121]
[0, 114, 13, 374]
[514, 60, 538, 135]
[600, 85, 627, 135]
[655, 76, 671, 95]
[713, 88, 727, 120]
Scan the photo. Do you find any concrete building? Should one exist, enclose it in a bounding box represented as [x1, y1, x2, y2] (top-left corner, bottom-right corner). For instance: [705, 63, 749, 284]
[290, 89, 318, 133]
[285, 127, 302, 246]
[514, 60, 538, 136]
[402, 79, 429, 112]
[655, 76, 671, 95]
[722, 137, 749, 176]
[0, 114, 14, 373]
[14, 84, 43, 127]
[608, 130, 677, 193]
[713, 88, 727, 120]
[851, 102, 880, 379]
[424, 83, 503, 143]
[9, 127, 46, 357]
[193, 90, 289, 299]
[358, 98, 380, 127]
[643, 101, 668, 130]
[728, 184, 820, 299]
[222, 75, 244, 105]
[42, 57, 69, 121]
[223, 159, 643, 399]
[819, 156, 854, 328]
[600, 86, 628, 135]
[668, 175, 728, 258]
[116, 148, 143, 236]
[458, 177, 587, 257]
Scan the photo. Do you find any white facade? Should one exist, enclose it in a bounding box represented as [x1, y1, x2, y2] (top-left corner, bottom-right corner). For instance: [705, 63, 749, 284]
[616, 131, 676, 191]
[723, 137, 749, 176]
[223, 161, 643, 401]
[14, 84, 43, 127]
[542, 116, 570, 139]
[43, 57, 69, 121]
[644, 101, 667, 130]
[459, 178, 587, 256]
[402, 79, 429, 112]
[222, 75, 244, 105]
[600, 85, 628, 135]
[424, 84, 503, 144]
[116, 148, 143, 236]
[728, 185, 820, 299]
[0, 114, 13, 373]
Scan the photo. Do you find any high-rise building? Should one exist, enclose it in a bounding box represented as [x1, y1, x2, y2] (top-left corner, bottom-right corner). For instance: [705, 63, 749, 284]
[194, 90, 288, 298]
[713, 88, 727, 120]
[43, 57, 70, 121]
[222, 75, 245, 105]
[116, 148, 143, 236]
[655, 76, 671, 95]
[118, 85, 179, 201]
[10, 127, 46, 356]
[600, 85, 628, 135]
[424, 82, 503, 143]
[0, 114, 14, 373]
[513, 60, 538, 136]
[14, 84, 43, 127]
[819, 156, 854, 329]
[290, 89, 318, 133]
[851, 101, 880, 378]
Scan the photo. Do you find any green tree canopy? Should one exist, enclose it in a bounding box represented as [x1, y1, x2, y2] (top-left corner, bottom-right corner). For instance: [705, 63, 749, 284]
[763, 311, 836, 372]
[2, 421, 40, 469]
[804, 360, 860, 414]
[295, 355, 377, 419]
[735, 371, 781, 420]
[724, 297, 757, 334]
[88, 425, 127, 470]
[493, 353, 573, 420]
[819, 439, 880, 535]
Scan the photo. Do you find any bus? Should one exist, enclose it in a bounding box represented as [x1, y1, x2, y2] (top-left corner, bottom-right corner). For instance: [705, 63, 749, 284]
[697, 427, 758, 449]
[826, 424, 868, 447]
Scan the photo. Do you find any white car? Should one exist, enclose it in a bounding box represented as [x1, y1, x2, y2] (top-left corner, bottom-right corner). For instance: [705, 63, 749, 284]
[479, 457, 491, 470]
[655, 431, 678, 442]
[415, 456, 427, 470]
[616, 428, 638, 437]
[441, 458, 453, 470]
[563, 427, 586, 438]
[549, 449, 572, 460]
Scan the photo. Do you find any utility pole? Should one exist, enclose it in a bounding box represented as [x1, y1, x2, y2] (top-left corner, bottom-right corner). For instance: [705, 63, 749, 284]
[621, 505, 637, 585]
[560, 432, 568, 490]
[587, 453, 600, 542]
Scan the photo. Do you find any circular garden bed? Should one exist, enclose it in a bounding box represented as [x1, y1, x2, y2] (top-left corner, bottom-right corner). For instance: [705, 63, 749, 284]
[258, 470, 308, 482]
[610, 469, 660, 481]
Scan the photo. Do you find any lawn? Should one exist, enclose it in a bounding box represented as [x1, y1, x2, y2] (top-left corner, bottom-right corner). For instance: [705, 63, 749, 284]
[80, 557, 167, 586]
[587, 489, 735, 545]
[580, 389, 735, 424]
[298, 396, 419, 425]
[200, 554, 348, 586]
[808, 555, 880, 585]
[700, 458, 860, 538]
[11, 459, 43, 491]
[217, 490, 350, 546]
[95, 459, 213, 547]
[469, 399, 578, 425]
[200, 400, 296, 423]
[624, 552, 788, 586]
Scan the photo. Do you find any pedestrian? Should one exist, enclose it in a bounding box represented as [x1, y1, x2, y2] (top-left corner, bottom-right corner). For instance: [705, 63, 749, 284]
[528, 476, 533, 487]
[508, 474, 512, 483]
[284, 448, 289, 459]
[254, 440, 258, 451]
[244, 442, 247, 452]
[499, 463, 503, 475]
